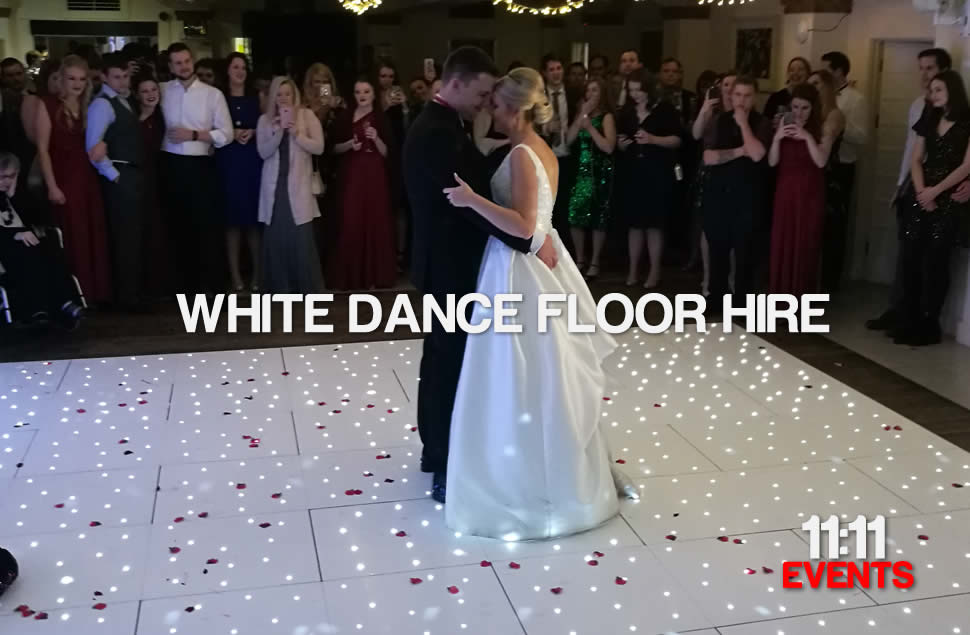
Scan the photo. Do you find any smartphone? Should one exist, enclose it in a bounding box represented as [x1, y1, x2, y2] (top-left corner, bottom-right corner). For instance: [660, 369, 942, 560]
[319, 83, 332, 98]
[424, 58, 436, 80]
[707, 83, 720, 101]
[782, 111, 796, 126]
[279, 106, 293, 128]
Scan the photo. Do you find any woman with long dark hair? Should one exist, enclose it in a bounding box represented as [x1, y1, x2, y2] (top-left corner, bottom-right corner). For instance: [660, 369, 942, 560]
[327, 77, 397, 289]
[764, 57, 812, 122]
[217, 52, 263, 292]
[898, 70, 970, 345]
[615, 68, 683, 288]
[767, 83, 830, 295]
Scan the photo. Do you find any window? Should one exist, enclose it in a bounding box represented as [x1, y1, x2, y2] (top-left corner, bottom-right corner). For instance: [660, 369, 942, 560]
[233, 38, 251, 56]
[67, 0, 121, 10]
[571, 42, 588, 67]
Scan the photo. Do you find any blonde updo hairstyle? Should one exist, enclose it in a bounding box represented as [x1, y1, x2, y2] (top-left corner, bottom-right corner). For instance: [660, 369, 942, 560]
[494, 67, 553, 126]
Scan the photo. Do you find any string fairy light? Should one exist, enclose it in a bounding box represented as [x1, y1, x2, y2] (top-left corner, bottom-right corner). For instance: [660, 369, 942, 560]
[340, 0, 382, 15]
[493, 0, 590, 16]
[697, 0, 756, 5]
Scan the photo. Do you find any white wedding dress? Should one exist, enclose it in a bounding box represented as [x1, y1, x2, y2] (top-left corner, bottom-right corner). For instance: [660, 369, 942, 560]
[445, 143, 622, 541]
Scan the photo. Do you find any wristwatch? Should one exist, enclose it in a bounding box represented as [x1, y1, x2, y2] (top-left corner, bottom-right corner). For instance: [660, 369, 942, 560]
[192, 131, 198, 141]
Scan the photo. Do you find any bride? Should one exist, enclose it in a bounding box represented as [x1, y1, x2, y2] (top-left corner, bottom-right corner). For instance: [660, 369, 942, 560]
[442, 68, 632, 541]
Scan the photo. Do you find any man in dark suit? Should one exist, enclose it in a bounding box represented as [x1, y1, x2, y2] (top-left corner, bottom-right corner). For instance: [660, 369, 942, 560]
[403, 46, 557, 504]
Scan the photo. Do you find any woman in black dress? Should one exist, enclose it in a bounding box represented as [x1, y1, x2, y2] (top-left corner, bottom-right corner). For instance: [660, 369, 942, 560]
[616, 68, 683, 288]
[899, 69, 970, 346]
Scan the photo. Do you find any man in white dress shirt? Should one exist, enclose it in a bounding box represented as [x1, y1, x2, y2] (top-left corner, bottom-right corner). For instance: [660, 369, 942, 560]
[821, 51, 867, 293]
[866, 47, 970, 332]
[159, 43, 233, 295]
[541, 53, 575, 248]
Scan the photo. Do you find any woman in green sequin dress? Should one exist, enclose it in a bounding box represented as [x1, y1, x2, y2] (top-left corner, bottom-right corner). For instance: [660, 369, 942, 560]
[566, 77, 616, 279]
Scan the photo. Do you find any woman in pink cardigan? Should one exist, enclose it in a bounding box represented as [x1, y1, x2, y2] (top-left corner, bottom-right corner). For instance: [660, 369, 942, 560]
[257, 76, 325, 293]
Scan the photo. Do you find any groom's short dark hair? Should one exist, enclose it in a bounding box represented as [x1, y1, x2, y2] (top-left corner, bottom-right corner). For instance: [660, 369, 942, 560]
[442, 46, 498, 84]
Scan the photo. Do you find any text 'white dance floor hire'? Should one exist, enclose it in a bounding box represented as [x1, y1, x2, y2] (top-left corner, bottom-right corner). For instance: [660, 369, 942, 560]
[1, 327, 969, 634]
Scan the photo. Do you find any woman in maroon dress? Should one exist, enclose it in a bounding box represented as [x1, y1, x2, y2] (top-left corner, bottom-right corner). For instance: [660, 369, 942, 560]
[327, 78, 397, 290]
[767, 83, 831, 295]
[34, 54, 111, 304]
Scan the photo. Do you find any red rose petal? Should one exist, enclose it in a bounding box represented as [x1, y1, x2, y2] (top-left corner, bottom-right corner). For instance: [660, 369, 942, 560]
[198, 512, 208, 518]
[118, 439, 128, 444]
[15, 605, 29, 612]
[410, 577, 422, 585]
[384, 478, 395, 483]
[615, 577, 627, 585]
[376, 454, 390, 460]
[918, 534, 929, 541]
[345, 489, 357, 496]
[653, 403, 662, 408]
[332, 410, 342, 414]
[249, 444, 259, 448]
[242, 435, 252, 440]
[76, 409, 86, 413]
[410, 427, 417, 432]
[717, 536, 729, 542]
[118, 403, 127, 408]
[185, 606, 195, 613]
[480, 560, 492, 567]
[34, 612, 48, 620]
[94, 591, 103, 596]
[602, 397, 611, 402]
[92, 603, 107, 610]
[954, 483, 966, 488]
[367, 404, 375, 409]
[550, 587, 563, 594]
[762, 567, 774, 574]
[259, 522, 271, 528]
[281, 372, 290, 376]
[271, 493, 282, 499]
[207, 558, 218, 564]
[447, 586, 460, 595]
[89, 521, 102, 527]
[363, 471, 373, 477]
[744, 568, 756, 575]
[174, 517, 185, 523]
[138, 400, 147, 405]
[236, 484, 247, 490]
[593, 551, 605, 558]
[733, 539, 744, 544]
[55, 503, 65, 509]
[396, 531, 407, 537]
[894, 426, 902, 431]
[509, 562, 521, 569]
[169, 547, 181, 554]
[247, 378, 254, 382]
[316, 425, 326, 429]
[884, 425, 892, 431]
[588, 560, 599, 566]
[665, 534, 677, 541]
[317, 401, 327, 406]
[20, 610, 35, 618]
[615, 459, 626, 464]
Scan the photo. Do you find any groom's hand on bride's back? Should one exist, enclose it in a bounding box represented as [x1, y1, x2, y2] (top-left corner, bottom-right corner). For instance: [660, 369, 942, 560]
[537, 235, 558, 269]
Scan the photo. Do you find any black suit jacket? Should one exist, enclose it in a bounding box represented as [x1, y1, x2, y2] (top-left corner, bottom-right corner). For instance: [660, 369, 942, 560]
[403, 101, 533, 296]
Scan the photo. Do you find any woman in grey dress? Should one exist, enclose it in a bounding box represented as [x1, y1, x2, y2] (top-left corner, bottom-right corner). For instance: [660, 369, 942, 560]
[256, 76, 325, 293]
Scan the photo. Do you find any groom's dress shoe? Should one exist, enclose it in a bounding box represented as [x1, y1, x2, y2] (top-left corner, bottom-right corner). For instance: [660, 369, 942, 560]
[431, 472, 446, 504]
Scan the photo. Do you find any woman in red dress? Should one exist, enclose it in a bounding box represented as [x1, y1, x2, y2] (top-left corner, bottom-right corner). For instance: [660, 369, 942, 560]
[767, 83, 834, 296]
[34, 54, 111, 304]
[327, 78, 397, 290]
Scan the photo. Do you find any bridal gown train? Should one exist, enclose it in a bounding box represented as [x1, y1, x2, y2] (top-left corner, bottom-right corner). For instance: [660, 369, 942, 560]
[445, 143, 623, 541]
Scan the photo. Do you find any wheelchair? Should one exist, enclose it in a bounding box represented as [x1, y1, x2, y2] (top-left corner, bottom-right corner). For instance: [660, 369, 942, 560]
[0, 226, 86, 325]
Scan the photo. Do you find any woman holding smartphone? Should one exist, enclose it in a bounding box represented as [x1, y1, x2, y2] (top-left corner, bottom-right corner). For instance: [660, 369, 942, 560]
[327, 77, 397, 290]
[256, 76, 325, 293]
[767, 83, 829, 295]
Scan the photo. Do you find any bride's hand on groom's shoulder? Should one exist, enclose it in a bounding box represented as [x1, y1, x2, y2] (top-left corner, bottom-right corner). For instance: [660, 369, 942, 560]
[443, 173, 477, 208]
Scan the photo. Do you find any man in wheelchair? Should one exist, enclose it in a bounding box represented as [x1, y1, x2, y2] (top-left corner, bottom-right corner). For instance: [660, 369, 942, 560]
[0, 151, 83, 328]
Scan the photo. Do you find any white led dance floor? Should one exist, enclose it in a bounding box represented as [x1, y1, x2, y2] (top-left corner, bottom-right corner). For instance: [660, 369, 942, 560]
[1, 329, 969, 634]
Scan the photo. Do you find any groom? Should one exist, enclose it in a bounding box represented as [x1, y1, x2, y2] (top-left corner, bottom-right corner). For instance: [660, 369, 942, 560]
[404, 46, 557, 503]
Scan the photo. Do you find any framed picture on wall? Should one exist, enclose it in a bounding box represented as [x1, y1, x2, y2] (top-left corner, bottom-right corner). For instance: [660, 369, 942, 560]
[735, 27, 773, 81]
[449, 38, 495, 59]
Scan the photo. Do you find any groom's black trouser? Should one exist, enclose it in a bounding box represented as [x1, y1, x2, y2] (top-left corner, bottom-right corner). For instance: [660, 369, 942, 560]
[417, 295, 473, 475]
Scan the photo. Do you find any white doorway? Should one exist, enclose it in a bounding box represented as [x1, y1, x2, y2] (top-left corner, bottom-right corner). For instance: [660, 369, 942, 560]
[853, 39, 932, 285]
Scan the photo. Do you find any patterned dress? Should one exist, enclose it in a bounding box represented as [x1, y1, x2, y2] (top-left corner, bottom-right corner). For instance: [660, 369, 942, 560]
[901, 117, 970, 246]
[567, 113, 614, 229]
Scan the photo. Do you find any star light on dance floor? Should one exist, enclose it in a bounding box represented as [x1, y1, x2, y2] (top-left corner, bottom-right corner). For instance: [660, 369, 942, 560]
[0, 332, 968, 634]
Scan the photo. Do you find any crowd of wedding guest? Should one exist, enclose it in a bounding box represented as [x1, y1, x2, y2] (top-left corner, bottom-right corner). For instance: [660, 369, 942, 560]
[0, 42, 967, 346]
